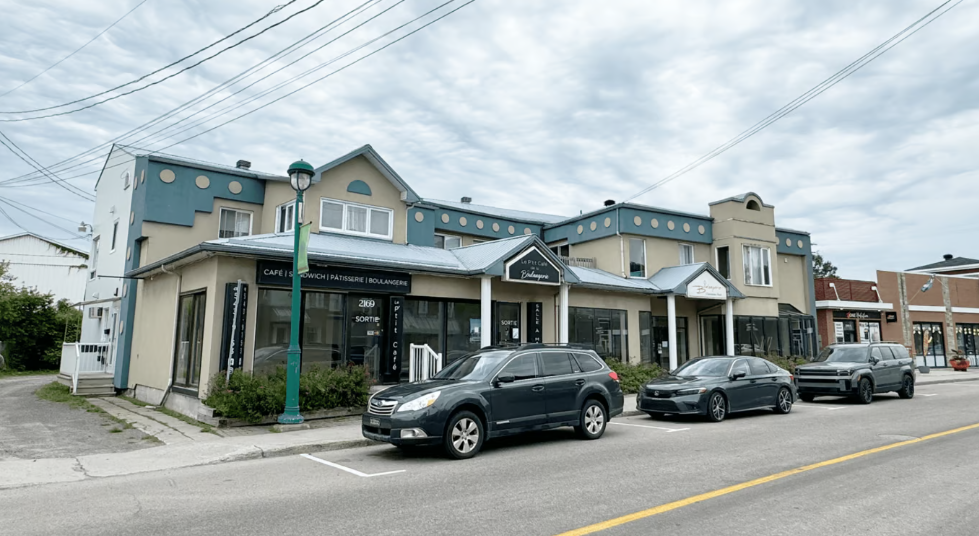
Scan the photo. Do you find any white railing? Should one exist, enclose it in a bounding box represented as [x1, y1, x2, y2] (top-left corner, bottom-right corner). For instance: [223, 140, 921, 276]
[65, 343, 112, 393]
[409, 344, 443, 383]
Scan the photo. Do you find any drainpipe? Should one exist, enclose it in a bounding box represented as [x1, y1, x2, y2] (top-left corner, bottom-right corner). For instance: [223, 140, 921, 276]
[158, 263, 181, 408]
[616, 207, 625, 277]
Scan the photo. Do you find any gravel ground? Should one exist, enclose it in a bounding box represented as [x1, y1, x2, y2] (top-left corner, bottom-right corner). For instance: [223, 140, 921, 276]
[0, 375, 152, 460]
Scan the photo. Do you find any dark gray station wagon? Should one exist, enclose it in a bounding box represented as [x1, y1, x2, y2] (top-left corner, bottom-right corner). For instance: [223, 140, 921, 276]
[362, 345, 624, 459]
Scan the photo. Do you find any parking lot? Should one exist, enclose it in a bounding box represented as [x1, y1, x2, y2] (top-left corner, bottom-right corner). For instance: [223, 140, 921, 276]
[2, 381, 978, 536]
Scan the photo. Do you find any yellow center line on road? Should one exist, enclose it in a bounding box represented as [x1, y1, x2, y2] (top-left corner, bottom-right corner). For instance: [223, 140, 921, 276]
[555, 422, 979, 536]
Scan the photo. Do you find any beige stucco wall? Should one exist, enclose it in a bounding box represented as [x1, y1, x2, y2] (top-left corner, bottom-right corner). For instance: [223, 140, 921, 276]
[710, 194, 780, 301]
[777, 253, 809, 314]
[262, 156, 408, 243]
[570, 236, 624, 276]
[128, 274, 179, 391]
[140, 198, 263, 267]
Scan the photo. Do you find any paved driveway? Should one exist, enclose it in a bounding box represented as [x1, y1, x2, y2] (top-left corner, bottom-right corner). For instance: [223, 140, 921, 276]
[0, 375, 150, 460]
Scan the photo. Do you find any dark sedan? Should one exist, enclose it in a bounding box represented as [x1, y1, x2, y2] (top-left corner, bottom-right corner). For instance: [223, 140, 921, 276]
[362, 344, 624, 459]
[638, 356, 796, 422]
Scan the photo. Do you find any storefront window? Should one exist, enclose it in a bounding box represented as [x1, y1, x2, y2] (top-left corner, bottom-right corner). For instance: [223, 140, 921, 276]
[446, 301, 481, 364]
[778, 318, 791, 357]
[301, 291, 344, 373]
[913, 322, 946, 368]
[346, 295, 385, 376]
[639, 314, 688, 368]
[701, 316, 725, 356]
[173, 291, 206, 390]
[495, 302, 521, 345]
[404, 299, 444, 381]
[253, 289, 292, 377]
[958, 324, 979, 365]
[569, 307, 628, 361]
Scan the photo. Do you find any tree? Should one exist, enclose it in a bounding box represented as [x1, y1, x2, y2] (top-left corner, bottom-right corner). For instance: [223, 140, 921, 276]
[813, 251, 839, 279]
[0, 261, 73, 371]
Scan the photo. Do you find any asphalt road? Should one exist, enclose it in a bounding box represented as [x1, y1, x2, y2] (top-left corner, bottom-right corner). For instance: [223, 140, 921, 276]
[0, 375, 149, 460]
[2, 382, 978, 536]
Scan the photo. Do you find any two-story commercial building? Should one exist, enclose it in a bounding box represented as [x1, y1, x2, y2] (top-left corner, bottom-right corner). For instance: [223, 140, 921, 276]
[92, 143, 816, 418]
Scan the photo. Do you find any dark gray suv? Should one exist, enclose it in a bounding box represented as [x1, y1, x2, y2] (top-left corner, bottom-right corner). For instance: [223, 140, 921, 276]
[795, 343, 915, 404]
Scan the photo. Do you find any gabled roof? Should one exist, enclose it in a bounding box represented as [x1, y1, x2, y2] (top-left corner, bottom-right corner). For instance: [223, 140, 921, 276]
[908, 256, 979, 272]
[708, 192, 773, 208]
[424, 199, 568, 224]
[647, 263, 745, 298]
[314, 144, 421, 203]
[0, 232, 88, 257]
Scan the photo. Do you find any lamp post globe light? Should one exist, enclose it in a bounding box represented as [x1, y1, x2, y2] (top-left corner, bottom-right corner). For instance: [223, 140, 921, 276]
[279, 160, 315, 425]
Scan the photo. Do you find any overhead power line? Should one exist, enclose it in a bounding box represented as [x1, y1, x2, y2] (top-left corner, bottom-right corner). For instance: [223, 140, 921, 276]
[623, 0, 963, 203]
[0, 130, 95, 201]
[0, 0, 388, 187]
[0, 0, 316, 120]
[0, 0, 153, 99]
[0, 196, 89, 240]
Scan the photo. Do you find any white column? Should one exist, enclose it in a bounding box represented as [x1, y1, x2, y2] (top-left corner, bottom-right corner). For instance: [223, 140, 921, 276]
[725, 298, 735, 356]
[559, 283, 570, 344]
[480, 276, 492, 348]
[667, 294, 678, 370]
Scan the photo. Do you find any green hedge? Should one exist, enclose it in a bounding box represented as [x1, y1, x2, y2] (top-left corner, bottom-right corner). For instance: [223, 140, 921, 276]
[204, 365, 372, 423]
[757, 354, 809, 373]
[605, 359, 667, 394]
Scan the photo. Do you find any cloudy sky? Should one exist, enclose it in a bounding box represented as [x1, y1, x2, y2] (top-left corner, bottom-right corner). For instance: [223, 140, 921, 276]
[0, 0, 976, 280]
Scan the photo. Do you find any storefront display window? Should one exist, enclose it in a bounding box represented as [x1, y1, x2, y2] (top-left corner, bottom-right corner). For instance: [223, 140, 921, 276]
[301, 292, 344, 373]
[253, 289, 292, 377]
[446, 301, 481, 364]
[702, 314, 815, 359]
[639, 313, 688, 368]
[345, 295, 385, 376]
[569, 307, 628, 361]
[957, 324, 979, 366]
[913, 322, 946, 368]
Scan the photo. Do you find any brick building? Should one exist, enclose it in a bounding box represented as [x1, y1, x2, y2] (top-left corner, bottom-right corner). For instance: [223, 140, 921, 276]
[815, 278, 892, 346]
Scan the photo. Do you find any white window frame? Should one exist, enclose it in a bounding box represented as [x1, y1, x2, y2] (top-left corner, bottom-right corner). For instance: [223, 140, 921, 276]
[548, 240, 569, 258]
[109, 221, 119, 253]
[90, 236, 100, 280]
[319, 197, 393, 241]
[435, 233, 462, 250]
[742, 245, 773, 287]
[122, 170, 131, 190]
[218, 207, 254, 239]
[628, 238, 646, 278]
[276, 201, 296, 233]
[715, 246, 730, 279]
[679, 243, 695, 265]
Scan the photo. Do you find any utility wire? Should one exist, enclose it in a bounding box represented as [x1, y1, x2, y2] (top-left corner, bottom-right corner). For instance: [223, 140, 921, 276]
[0, 194, 84, 225]
[0, 197, 89, 240]
[623, 0, 961, 203]
[0, 0, 387, 186]
[0, 131, 95, 201]
[0, 0, 310, 118]
[0, 0, 153, 99]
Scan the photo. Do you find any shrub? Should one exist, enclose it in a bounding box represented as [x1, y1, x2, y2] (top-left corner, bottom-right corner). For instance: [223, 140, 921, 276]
[605, 359, 667, 394]
[758, 354, 808, 373]
[204, 365, 372, 423]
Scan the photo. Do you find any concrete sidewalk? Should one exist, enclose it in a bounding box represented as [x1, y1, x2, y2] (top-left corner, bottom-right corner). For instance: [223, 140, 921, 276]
[1, 368, 973, 491]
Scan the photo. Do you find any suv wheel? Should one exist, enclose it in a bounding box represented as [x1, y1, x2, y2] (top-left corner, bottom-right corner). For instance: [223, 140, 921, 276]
[575, 400, 607, 439]
[707, 392, 727, 422]
[773, 387, 793, 414]
[799, 393, 815, 403]
[444, 411, 484, 460]
[898, 375, 915, 399]
[855, 378, 874, 405]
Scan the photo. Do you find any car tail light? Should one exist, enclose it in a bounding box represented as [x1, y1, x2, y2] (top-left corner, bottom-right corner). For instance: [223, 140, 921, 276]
[790, 374, 794, 382]
[609, 371, 619, 382]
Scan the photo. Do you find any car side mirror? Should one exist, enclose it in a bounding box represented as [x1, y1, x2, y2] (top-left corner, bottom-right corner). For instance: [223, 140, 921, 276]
[870, 357, 880, 365]
[495, 374, 515, 386]
[731, 371, 747, 380]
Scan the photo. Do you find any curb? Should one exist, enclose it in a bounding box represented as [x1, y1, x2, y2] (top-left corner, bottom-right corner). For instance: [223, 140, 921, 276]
[256, 439, 378, 459]
[917, 376, 979, 386]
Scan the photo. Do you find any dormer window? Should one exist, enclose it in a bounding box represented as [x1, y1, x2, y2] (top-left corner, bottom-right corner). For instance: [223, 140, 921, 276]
[320, 198, 393, 240]
[746, 199, 761, 211]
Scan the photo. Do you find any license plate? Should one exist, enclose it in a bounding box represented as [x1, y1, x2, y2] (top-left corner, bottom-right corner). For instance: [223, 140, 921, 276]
[369, 418, 380, 427]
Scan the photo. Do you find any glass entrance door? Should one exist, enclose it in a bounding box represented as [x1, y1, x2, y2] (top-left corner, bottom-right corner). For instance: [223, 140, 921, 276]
[860, 321, 881, 343]
[347, 295, 385, 380]
[834, 320, 857, 343]
[494, 302, 521, 345]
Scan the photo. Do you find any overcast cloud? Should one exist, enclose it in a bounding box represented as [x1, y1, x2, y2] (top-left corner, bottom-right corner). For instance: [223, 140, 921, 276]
[0, 0, 976, 280]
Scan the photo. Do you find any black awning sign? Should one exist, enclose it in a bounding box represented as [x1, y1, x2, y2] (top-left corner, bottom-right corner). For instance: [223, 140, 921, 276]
[257, 260, 411, 293]
[505, 247, 561, 286]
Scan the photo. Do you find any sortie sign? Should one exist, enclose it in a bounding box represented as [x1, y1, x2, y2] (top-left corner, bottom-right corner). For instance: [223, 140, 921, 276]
[256, 260, 411, 293]
[505, 248, 561, 286]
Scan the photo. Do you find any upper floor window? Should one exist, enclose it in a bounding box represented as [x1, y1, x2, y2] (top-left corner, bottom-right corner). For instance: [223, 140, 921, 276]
[746, 200, 761, 211]
[629, 238, 646, 277]
[276, 201, 295, 233]
[716, 246, 730, 279]
[320, 198, 392, 240]
[219, 208, 253, 239]
[122, 171, 131, 190]
[743, 245, 772, 286]
[549, 242, 569, 258]
[90, 236, 100, 280]
[110, 221, 119, 252]
[679, 243, 695, 265]
[435, 234, 461, 249]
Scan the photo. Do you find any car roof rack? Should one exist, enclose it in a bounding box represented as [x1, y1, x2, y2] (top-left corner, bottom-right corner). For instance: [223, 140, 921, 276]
[516, 343, 593, 351]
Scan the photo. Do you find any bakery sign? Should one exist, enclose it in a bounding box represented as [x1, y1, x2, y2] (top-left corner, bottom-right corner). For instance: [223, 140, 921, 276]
[686, 271, 728, 300]
[505, 247, 561, 286]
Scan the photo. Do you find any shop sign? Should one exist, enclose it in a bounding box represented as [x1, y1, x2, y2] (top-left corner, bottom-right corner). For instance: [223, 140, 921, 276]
[505, 248, 561, 286]
[527, 302, 543, 343]
[833, 310, 882, 320]
[686, 272, 728, 300]
[256, 260, 411, 293]
[389, 296, 404, 373]
[219, 281, 248, 374]
[885, 312, 898, 323]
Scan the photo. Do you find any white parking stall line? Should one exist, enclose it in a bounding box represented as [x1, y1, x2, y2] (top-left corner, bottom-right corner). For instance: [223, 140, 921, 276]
[920, 394, 939, 397]
[609, 422, 689, 433]
[795, 403, 847, 411]
[301, 454, 405, 478]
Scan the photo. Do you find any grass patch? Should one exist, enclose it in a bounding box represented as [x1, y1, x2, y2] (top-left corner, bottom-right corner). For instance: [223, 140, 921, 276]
[141, 435, 164, 444]
[109, 427, 123, 433]
[35, 382, 134, 431]
[154, 407, 218, 435]
[0, 369, 59, 378]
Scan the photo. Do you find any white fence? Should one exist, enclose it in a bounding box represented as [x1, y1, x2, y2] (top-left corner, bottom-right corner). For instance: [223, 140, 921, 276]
[61, 343, 112, 393]
[409, 344, 443, 382]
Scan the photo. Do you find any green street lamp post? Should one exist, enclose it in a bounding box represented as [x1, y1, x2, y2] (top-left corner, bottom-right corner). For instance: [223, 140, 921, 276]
[278, 159, 314, 425]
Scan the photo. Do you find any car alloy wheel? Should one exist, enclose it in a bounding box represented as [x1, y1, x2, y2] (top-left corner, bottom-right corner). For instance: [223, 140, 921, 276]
[774, 387, 792, 414]
[576, 400, 607, 439]
[708, 393, 726, 422]
[899, 376, 915, 399]
[857, 378, 873, 405]
[452, 418, 479, 454]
